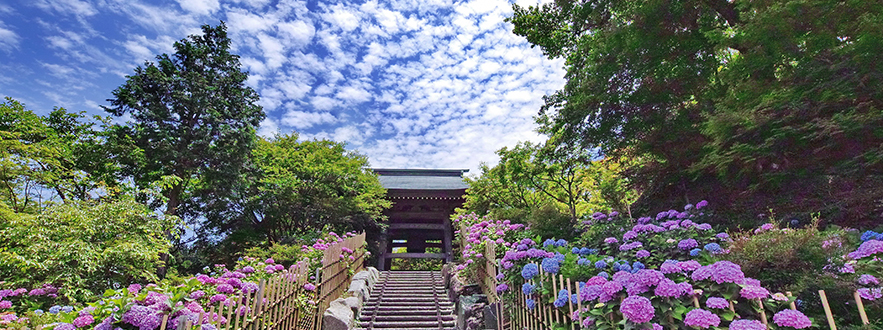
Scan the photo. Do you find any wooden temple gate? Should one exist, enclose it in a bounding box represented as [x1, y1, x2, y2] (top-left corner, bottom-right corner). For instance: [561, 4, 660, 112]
[373, 169, 468, 270]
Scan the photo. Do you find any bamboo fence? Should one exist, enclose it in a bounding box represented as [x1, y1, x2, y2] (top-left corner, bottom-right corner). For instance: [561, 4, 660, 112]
[155, 232, 366, 330]
[475, 241, 877, 330]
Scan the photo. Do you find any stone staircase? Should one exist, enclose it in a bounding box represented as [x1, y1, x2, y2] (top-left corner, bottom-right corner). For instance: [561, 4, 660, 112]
[356, 271, 456, 330]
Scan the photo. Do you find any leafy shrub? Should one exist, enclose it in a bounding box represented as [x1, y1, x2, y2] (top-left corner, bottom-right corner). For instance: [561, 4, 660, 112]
[0, 197, 178, 304]
[722, 219, 855, 293]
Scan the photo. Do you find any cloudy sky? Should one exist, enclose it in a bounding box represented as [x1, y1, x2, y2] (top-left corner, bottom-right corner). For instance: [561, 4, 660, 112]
[0, 0, 564, 174]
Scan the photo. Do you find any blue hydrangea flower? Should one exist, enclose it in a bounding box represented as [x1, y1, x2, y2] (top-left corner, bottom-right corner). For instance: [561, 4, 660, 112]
[572, 247, 581, 254]
[612, 263, 621, 271]
[555, 239, 568, 247]
[542, 257, 561, 274]
[690, 248, 701, 256]
[632, 262, 645, 271]
[862, 231, 879, 242]
[522, 283, 535, 295]
[554, 252, 566, 262]
[543, 239, 556, 248]
[597, 272, 609, 279]
[34, 309, 44, 315]
[580, 247, 596, 255]
[594, 260, 607, 269]
[704, 243, 722, 253]
[49, 305, 61, 314]
[877, 233, 883, 241]
[521, 264, 539, 280]
[554, 289, 569, 307]
[619, 263, 632, 272]
[526, 299, 536, 309]
[577, 258, 589, 266]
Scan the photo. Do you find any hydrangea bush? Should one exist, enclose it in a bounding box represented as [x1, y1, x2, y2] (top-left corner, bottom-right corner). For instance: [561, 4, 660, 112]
[470, 202, 821, 330]
[0, 231, 365, 329]
[453, 213, 527, 282]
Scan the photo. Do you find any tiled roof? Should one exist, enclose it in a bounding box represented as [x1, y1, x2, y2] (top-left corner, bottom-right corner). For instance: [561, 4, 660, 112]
[373, 168, 469, 190]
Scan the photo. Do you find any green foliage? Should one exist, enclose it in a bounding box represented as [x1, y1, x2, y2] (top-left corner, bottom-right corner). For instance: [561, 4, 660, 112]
[0, 98, 123, 212]
[0, 197, 178, 304]
[723, 219, 854, 292]
[103, 22, 264, 218]
[460, 141, 637, 240]
[191, 134, 389, 268]
[510, 0, 883, 226]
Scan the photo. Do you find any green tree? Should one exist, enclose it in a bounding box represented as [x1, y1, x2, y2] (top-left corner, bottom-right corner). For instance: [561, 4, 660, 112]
[0, 197, 178, 303]
[0, 98, 122, 212]
[189, 134, 389, 266]
[509, 0, 883, 226]
[103, 22, 264, 220]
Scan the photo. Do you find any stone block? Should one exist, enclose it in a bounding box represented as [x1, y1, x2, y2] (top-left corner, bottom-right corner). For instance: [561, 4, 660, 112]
[352, 270, 377, 289]
[343, 296, 361, 315]
[347, 279, 370, 304]
[323, 298, 354, 330]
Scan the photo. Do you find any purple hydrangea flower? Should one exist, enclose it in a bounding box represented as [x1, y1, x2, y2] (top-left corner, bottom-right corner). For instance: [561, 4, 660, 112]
[127, 284, 142, 295]
[619, 296, 654, 323]
[636, 250, 650, 258]
[729, 319, 766, 330]
[684, 309, 720, 328]
[740, 285, 770, 299]
[635, 269, 665, 287]
[189, 290, 205, 300]
[0, 301, 11, 309]
[678, 239, 698, 250]
[55, 324, 76, 330]
[858, 287, 882, 300]
[696, 200, 708, 209]
[210, 294, 226, 303]
[709, 261, 745, 284]
[705, 297, 729, 309]
[691, 266, 712, 281]
[716, 232, 729, 239]
[772, 309, 812, 329]
[604, 237, 618, 244]
[73, 314, 94, 327]
[580, 285, 602, 302]
[216, 284, 235, 294]
[623, 231, 638, 240]
[121, 305, 163, 330]
[859, 274, 880, 285]
[654, 279, 682, 298]
[660, 260, 681, 274]
[495, 283, 508, 293]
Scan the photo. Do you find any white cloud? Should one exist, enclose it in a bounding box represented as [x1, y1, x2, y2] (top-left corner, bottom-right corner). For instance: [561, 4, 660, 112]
[322, 6, 360, 32]
[281, 110, 337, 130]
[335, 86, 373, 103]
[0, 25, 19, 51]
[176, 0, 219, 15]
[257, 117, 280, 138]
[34, 0, 97, 17]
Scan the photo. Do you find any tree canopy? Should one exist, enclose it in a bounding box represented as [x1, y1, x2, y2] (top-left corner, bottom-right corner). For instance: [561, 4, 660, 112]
[509, 0, 883, 226]
[103, 22, 264, 219]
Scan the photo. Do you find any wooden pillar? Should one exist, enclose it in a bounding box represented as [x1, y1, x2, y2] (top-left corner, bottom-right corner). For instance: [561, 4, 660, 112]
[443, 219, 453, 263]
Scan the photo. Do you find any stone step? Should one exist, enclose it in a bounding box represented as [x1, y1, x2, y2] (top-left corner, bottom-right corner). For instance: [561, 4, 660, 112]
[366, 297, 451, 304]
[356, 328, 454, 330]
[355, 321, 455, 328]
[360, 308, 453, 316]
[360, 314, 455, 322]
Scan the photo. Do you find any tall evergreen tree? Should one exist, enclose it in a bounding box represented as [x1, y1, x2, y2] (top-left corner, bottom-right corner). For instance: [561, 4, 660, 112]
[104, 22, 264, 219]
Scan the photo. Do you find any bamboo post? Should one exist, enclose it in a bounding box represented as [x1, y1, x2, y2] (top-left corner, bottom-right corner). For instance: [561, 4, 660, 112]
[692, 295, 700, 308]
[197, 311, 204, 328]
[224, 297, 235, 330]
[786, 291, 797, 310]
[757, 299, 768, 326]
[552, 273, 561, 325]
[566, 278, 575, 330]
[254, 279, 267, 329]
[575, 280, 583, 330]
[853, 291, 870, 325]
[182, 319, 192, 330]
[160, 314, 170, 330]
[819, 290, 837, 330]
[208, 305, 216, 326]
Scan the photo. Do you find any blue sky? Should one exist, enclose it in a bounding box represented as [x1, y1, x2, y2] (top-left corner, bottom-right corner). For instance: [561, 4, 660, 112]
[0, 0, 564, 174]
